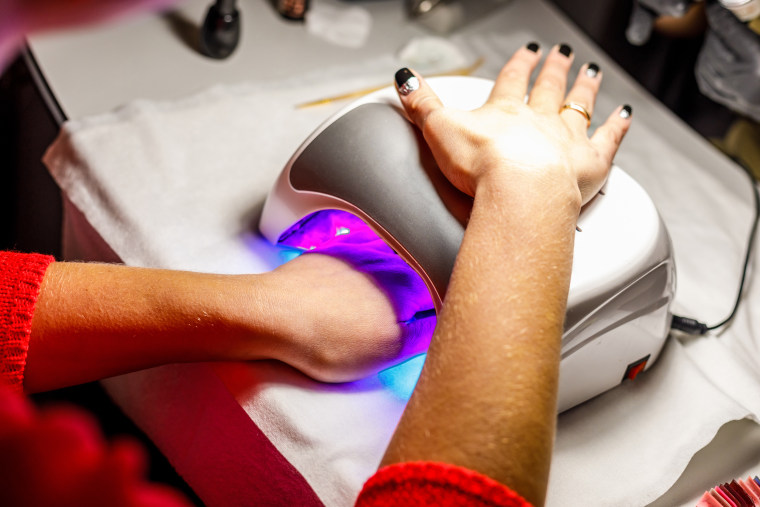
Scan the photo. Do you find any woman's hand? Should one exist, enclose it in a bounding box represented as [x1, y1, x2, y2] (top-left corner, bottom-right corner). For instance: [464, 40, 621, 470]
[25, 253, 435, 393]
[395, 43, 632, 206]
[380, 43, 633, 506]
[260, 252, 435, 384]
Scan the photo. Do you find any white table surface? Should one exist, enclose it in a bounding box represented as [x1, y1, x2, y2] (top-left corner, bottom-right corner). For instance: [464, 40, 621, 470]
[26, 0, 760, 505]
[26, 0, 427, 121]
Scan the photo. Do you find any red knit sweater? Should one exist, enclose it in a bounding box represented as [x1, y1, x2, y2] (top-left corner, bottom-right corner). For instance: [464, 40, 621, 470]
[0, 250, 532, 507]
[0, 251, 54, 392]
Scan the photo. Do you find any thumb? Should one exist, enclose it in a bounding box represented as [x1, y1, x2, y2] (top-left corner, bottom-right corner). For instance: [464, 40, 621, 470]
[394, 67, 444, 130]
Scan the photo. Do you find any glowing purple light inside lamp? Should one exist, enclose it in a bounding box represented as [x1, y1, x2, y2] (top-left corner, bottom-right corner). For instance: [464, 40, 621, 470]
[278, 209, 368, 251]
[277, 209, 436, 399]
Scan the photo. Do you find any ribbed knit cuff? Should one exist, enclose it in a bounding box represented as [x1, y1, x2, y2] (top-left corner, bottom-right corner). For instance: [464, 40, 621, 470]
[356, 461, 533, 507]
[0, 252, 55, 392]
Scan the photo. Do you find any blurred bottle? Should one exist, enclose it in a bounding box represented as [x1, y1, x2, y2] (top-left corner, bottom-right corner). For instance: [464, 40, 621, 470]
[276, 0, 309, 21]
[406, 0, 512, 34]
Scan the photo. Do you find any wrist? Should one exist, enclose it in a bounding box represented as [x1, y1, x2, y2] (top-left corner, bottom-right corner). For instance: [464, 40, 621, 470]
[247, 260, 345, 375]
[474, 168, 582, 221]
[214, 271, 291, 363]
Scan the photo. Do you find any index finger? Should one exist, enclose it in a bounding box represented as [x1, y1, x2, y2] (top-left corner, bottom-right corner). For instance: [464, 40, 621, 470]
[487, 42, 543, 104]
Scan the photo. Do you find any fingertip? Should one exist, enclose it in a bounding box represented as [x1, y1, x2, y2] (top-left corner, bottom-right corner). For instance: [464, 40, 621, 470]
[606, 104, 633, 132]
[619, 104, 633, 120]
[523, 41, 545, 60]
[591, 104, 634, 164]
[395, 67, 420, 97]
[521, 41, 543, 62]
[518, 43, 543, 66]
[558, 43, 573, 58]
[612, 104, 633, 138]
[394, 67, 443, 129]
[583, 62, 601, 80]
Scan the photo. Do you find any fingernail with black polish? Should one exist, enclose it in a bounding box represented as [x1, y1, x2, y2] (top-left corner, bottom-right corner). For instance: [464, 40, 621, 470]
[526, 41, 540, 53]
[395, 68, 419, 96]
[620, 104, 633, 119]
[559, 43, 573, 57]
[585, 62, 600, 78]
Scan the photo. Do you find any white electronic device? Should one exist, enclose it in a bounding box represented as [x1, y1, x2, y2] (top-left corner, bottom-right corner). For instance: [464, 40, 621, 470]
[260, 77, 675, 412]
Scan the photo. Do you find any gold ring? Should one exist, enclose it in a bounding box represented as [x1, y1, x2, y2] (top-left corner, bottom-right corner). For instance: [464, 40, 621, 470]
[561, 102, 591, 128]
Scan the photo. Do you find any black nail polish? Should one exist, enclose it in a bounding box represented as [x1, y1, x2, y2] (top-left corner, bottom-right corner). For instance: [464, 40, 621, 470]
[559, 43, 573, 57]
[526, 42, 540, 53]
[585, 62, 600, 78]
[395, 68, 414, 88]
[395, 68, 419, 96]
[620, 104, 633, 119]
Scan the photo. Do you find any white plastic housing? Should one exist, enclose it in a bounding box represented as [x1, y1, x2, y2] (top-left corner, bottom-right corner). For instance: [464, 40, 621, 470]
[260, 77, 675, 412]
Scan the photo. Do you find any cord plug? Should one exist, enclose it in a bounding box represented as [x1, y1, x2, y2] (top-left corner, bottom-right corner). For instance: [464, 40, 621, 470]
[671, 315, 709, 335]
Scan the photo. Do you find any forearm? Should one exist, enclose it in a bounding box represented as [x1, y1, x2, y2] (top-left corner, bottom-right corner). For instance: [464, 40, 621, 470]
[24, 262, 277, 393]
[382, 172, 580, 506]
[23, 252, 410, 392]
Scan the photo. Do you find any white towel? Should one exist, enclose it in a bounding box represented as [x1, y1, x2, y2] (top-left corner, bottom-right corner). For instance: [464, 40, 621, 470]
[43, 36, 760, 507]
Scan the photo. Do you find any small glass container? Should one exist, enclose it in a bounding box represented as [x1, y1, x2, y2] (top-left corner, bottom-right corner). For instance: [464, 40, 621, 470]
[276, 0, 309, 21]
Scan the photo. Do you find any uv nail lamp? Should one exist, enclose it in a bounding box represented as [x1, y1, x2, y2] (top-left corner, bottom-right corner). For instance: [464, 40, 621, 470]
[260, 76, 675, 412]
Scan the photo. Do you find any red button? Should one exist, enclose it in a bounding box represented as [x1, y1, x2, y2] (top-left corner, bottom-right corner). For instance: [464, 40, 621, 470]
[623, 355, 650, 382]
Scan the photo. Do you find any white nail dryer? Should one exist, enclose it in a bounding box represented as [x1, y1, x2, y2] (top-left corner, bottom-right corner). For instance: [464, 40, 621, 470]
[260, 76, 675, 412]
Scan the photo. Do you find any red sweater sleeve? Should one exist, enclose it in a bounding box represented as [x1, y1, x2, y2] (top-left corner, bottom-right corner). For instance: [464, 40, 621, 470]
[356, 461, 534, 507]
[0, 251, 55, 392]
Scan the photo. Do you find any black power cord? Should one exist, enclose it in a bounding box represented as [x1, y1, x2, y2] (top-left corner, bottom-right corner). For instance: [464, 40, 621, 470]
[671, 157, 760, 335]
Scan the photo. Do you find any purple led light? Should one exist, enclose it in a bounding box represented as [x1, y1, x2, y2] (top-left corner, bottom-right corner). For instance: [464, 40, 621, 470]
[277, 211, 435, 320]
[278, 209, 437, 382]
[278, 209, 372, 251]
